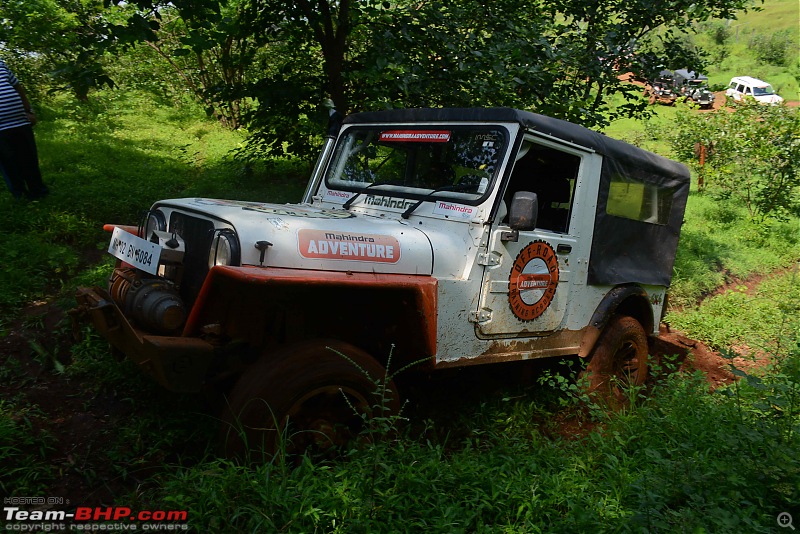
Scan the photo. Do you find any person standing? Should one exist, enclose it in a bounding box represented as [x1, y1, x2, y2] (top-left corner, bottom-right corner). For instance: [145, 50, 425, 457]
[0, 59, 48, 200]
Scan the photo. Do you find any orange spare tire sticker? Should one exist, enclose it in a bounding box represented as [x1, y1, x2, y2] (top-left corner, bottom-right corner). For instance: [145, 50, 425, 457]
[508, 240, 559, 321]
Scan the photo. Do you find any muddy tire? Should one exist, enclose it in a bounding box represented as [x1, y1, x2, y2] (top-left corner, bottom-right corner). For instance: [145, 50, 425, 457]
[583, 315, 648, 406]
[221, 339, 400, 463]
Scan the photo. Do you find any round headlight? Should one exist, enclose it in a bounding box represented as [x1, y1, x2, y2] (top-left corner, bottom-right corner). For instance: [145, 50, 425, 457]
[143, 209, 166, 239]
[208, 229, 241, 269]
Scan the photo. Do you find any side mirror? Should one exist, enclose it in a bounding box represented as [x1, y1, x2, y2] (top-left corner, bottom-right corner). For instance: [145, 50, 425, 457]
[502, 191, 538, 242]
[509, 191, 538, 230]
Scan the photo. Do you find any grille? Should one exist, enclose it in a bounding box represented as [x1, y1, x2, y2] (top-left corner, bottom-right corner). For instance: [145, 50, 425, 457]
[169, 212, 215, 305]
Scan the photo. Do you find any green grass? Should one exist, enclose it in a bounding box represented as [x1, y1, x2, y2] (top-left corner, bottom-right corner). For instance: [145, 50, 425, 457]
[699, 0, 800, 99]
[0, 91, 307, 317]
[0, 89, 307, 505]
[145, 356, 800, 533]
[603, 103, 681, 155]
[731, 0, 800, 34]
[668, 195, 800, 308]
[0, 400, 56, 495]
[723, 0, 800, 74]
[33, 91, 307, 224]
[666, 265, 800, 350]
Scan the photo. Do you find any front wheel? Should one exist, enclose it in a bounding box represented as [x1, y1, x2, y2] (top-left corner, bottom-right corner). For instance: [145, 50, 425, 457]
[583, 315, 648, 406]
[221, 339, 400, 462]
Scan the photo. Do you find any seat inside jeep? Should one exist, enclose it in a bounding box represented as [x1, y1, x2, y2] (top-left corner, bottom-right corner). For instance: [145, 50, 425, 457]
[503, 142, 579, 233]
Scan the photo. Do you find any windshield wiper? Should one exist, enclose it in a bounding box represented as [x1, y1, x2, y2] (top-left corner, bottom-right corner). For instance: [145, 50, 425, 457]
[401, 183, 472, 219]
[342, 180, 404, 210]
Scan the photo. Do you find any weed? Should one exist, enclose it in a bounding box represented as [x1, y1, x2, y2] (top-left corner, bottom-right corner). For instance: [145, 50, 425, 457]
[0, 401, 56, 495]
[537, 358, 609, 425]
[28, 339, 65, 373]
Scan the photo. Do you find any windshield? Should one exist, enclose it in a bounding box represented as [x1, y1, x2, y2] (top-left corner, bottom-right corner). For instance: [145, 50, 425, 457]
[753, 85, 776, 96]
[325, 126, 508, 202]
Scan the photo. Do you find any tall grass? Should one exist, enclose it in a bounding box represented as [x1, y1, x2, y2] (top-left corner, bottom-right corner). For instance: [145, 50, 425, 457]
[139, 226, 794, 531]
[146, 347, 800, 533]
[144, 259, 800, 532]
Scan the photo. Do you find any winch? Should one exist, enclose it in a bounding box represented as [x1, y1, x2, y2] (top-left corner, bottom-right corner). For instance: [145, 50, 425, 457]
[108, 268, 186, 334]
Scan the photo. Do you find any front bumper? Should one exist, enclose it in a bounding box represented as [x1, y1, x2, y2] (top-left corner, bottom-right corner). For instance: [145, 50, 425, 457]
[74, 287, 214, 392]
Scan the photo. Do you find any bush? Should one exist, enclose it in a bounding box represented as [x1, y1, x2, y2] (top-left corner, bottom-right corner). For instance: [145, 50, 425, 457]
[749, 30, 796, 67]
[670, 103, 800, 221]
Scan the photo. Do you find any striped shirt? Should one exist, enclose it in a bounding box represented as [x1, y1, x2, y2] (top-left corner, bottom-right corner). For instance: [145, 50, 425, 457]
[0, 60, 29, 131]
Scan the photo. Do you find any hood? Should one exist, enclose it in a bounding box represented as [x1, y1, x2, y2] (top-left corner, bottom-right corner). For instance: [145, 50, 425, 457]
[156, 198, 435, 276]
[755, 94, 784, 105]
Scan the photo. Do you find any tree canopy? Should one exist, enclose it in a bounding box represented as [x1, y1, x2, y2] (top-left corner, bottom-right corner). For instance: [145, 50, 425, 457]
[1, 0, 759, 158]
[0, 0, 116, 99]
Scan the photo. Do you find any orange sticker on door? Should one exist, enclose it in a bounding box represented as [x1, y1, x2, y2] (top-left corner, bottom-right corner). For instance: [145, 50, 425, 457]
[508, 240, 560, 321]
[298, 229, 401, 263]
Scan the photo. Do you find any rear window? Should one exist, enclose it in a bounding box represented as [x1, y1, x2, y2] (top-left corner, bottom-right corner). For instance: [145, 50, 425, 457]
[606, 174, 674, 225]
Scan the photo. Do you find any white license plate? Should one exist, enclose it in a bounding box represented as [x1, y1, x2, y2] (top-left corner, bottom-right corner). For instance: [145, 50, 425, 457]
[108, 227, 162, 275]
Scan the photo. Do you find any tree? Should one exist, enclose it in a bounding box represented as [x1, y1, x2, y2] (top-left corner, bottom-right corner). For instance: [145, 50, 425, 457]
[0, 0, 116, 100]
[671, 102, 800, 221]
[18, 0, 759, 158]
[134, 1, 261, 128]
[237, 0, 758, 158]
[237, 0, 389, 157]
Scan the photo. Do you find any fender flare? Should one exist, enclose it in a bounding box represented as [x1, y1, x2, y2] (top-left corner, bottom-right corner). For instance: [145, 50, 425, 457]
[578, 284, 654, 358]
[183, 265, 439, 365]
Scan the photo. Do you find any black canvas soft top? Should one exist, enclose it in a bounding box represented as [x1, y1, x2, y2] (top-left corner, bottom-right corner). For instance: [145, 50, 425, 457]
[674, 69, 709, 83]
[343, 107, 689, 188]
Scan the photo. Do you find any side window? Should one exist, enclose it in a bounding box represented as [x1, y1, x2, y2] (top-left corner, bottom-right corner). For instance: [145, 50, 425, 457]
[744, 85, 753, 95]
[729, 82, 737, 90]
[737, 84, 746, 93]
[504, 141, 580, 233]
[606, 174, 673, 225]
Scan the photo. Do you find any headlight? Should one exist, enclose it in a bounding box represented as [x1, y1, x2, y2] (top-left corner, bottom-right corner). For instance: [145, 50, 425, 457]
[142, 209, 166, 239]
[208, 229, 241, 269]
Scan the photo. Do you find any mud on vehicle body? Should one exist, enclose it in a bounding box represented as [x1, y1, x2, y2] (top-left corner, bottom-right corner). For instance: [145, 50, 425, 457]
[75, 108, 690, 456]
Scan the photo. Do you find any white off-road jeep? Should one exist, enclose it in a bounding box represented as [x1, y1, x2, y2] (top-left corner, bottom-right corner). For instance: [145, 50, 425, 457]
[76, 108, 690, 456]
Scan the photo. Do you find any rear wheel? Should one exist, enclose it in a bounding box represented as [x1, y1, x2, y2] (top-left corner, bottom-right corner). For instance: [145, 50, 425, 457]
[221, 339, 400, 462]
[583, 315, 648, 406]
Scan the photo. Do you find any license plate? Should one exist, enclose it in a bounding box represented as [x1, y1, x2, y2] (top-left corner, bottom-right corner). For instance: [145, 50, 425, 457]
[108, 227, 162, 275]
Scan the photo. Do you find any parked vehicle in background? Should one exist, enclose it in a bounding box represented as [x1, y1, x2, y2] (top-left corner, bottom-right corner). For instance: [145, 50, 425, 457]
[673, 69, 715, 109]
[74, 107, 690, 460]
[725, 76, 783, 105]
[646, 70, 677, 105]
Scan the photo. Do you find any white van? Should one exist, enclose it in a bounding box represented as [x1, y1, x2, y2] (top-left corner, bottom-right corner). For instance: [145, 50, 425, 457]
[726, 76, 783, 105]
